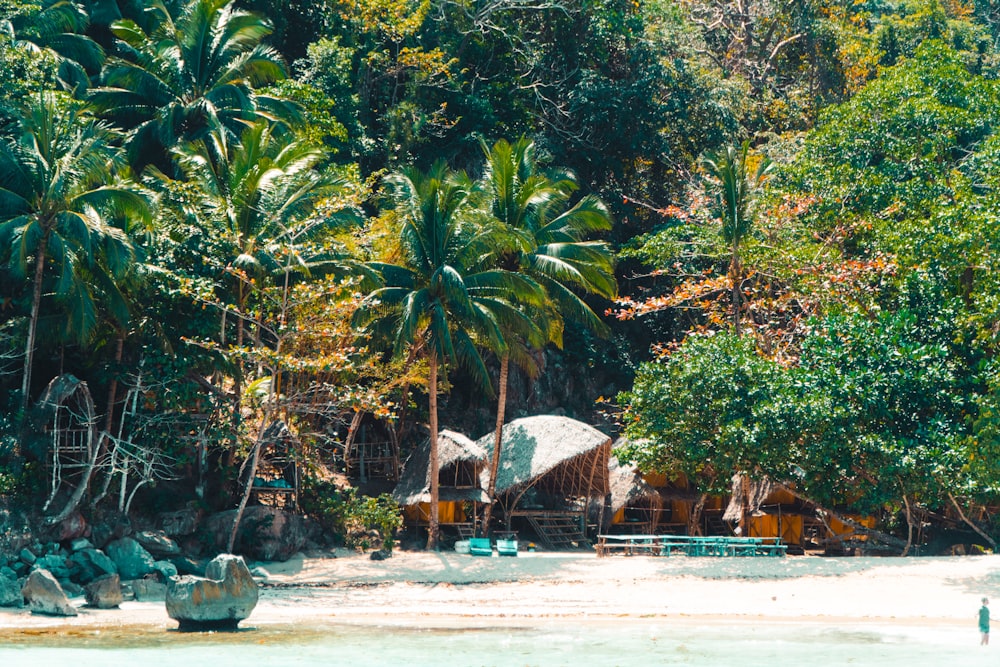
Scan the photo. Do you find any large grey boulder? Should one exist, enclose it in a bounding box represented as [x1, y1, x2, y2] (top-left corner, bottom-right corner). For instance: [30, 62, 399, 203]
[130, 578, 167, 601]
[159, 509, 201, 537]
[0, 569, 22, 607]
[22, 569, 77, 616]
[33, 554, 71, 581]
[84, 574, 123, 609]
[153, 560, 178, 580]
[202, 507, 306, 561]
[69, 538, 94, 552]
[105, 538, 156, 579]
[165, 554, 258, 631]
[68, 548, 118, 585]
[134, 530, 182, 558]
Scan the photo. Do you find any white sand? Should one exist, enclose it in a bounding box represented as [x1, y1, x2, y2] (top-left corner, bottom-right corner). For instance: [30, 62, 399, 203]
[258, 551, 1000, 625]
[1, 551, 997, 632]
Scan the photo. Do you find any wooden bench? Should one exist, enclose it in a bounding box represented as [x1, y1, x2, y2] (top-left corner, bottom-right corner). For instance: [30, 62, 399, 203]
[595, 535, 663, 557]
[596, 534, 787, 558]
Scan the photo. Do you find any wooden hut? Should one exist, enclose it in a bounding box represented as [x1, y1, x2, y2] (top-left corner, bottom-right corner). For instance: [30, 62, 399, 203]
[478, 415, 611, 547]
[393, 430, 489, 537]
[250, 421, 300, 510]
[604, 456, 663, 534]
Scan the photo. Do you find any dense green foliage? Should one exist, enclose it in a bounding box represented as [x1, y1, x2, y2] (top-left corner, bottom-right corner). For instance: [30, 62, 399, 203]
[1, 0, 1000, 549]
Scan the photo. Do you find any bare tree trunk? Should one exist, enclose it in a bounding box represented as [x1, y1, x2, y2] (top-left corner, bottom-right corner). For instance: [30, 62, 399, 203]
[784, 486, 908, 550]
[740, 473, 751, 535]
[901, 493, 914, 557]
[688, 493, 707, 536]
[948, 492, 997, 550]
[227, 425, 265, 553]
[21, 232, 50, 416]
[481, 352, 509, 536]
[427, 350, 440, 551]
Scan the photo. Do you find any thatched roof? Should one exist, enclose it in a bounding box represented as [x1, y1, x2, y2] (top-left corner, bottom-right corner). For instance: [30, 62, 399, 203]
[392, 430, 489, 506]
[36, 374, 91, 415]
[608, 456, 662, 514]
[478, 415, 612, 499]
[722, 474, 774, 522]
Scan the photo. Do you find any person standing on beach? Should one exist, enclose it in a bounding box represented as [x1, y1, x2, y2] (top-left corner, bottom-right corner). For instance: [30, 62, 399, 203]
[980, 598, 992, 645]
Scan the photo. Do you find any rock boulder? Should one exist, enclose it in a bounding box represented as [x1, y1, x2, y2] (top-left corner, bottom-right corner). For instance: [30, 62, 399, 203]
[165, 554, 258, 631]
[134, 530, 182, 558]
[84, 574, 123, 609]
[202, 507, 306, 561]
[0, 569, 21, 607]
[105, 538, 155, 579]
[22, 569, 77, 616]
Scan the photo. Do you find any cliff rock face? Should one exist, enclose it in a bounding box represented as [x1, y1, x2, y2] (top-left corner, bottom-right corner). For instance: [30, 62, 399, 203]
[165, 554, 258, 631]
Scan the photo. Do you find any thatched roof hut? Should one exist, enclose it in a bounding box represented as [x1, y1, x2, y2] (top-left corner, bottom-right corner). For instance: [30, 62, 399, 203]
[722, 473, 774, 522]
[608, 456, 663, 516]
[393, 430, 489, 506]
[478, 415, 611, 507]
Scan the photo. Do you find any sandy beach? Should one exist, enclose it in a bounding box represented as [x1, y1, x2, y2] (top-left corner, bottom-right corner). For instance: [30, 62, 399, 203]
[1, 551, 997, 632]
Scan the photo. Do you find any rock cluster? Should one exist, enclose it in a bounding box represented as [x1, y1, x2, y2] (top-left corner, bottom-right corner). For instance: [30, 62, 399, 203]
[0, 506, 312, 618]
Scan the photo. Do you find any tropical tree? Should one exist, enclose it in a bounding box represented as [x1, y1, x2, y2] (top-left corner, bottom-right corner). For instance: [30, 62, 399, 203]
[360, 160, 543, 549]
[0, 93, 149, 416]
[170, 121, 357, 350]
[617, 332, 796, 535]
[478, 137, 617, 533]
[701, 141, 774, 335]
[1, 0, 104, 94]
[90, 0, 293, 175]
[160, 119, 362, 488]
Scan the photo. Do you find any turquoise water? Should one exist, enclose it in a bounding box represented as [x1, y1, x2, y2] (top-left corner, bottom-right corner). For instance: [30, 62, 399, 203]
[0, 621, 994, 666]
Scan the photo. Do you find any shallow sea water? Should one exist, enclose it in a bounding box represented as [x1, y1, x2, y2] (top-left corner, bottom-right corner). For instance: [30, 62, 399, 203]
[0, 620, 995, 667]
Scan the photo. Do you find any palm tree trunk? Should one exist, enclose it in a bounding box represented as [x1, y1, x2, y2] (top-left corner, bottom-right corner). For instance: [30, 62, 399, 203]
[21, 231, 50, 416]
[731, 241, 741, 336]
[427, 350, 440, 551]
[98, 333, 125, 463]
[481, 352, 509, 536]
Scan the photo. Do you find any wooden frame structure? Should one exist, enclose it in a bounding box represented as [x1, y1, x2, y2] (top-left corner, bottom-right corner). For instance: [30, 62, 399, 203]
[36, 375, 99, 516]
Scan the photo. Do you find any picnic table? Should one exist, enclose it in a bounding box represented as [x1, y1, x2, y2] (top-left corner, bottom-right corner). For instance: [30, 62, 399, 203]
[595, 534, 787, 558]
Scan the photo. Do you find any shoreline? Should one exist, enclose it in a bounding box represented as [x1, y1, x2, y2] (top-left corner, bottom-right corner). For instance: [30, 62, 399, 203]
[0, 551, 997, 632]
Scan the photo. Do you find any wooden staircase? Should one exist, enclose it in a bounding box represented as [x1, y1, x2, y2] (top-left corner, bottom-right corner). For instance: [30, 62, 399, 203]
[516, 511, 587, 548]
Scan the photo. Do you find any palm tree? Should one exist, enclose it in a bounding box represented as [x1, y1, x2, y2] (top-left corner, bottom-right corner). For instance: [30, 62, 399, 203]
[700, 141, 774, 336]
[477, 137, 617, 533]
[163, 119, 361, 483]
[0, 93, 150, 415]
[1, 0, 105, 93]
[360, 160, 543, 549]
[90, 0, 293, 175]
[170, 121, 357, 350]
